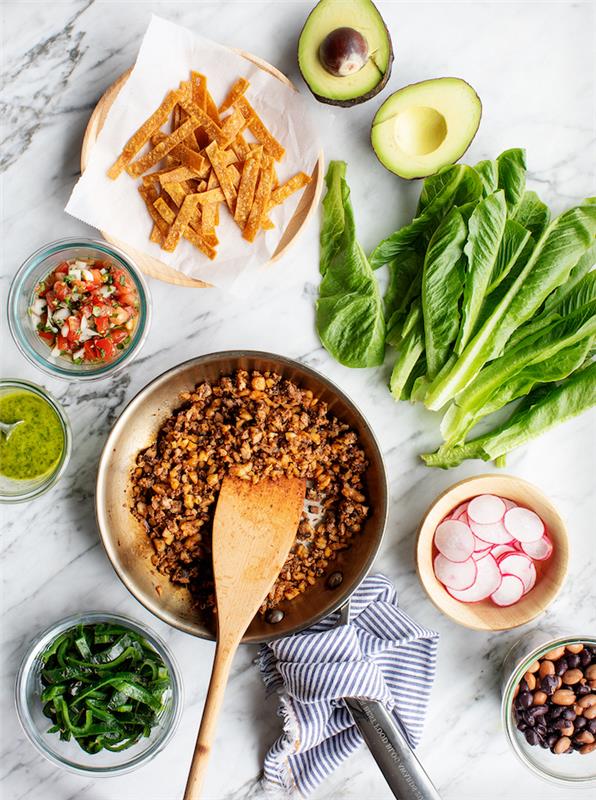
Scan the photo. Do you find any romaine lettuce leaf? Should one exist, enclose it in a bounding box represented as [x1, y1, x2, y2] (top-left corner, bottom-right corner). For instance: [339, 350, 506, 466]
[425, 201, 596, 410]
[370, 164, 482, 269]
[441, 305, 596, 441]
[514, 190, 551, 240]
[496, 148, 527, 214]
[456, 191, 508, 353]
[422, 208, 467, 377]
[316, 161, 385, 368]
[423, 361, 596, 468]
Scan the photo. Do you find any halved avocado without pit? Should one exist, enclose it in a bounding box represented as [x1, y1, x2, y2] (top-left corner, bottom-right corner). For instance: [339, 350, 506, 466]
[298, 0, 394, 107]
[371, 78, 482, 179]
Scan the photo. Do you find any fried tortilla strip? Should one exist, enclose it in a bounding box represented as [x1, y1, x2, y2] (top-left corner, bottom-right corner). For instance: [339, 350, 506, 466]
[235, 96, 285, 161]
[149, 133, 207, 174]
[231, 132, 251, 162]
[154, 196, 217, 259]
[205, 140, 237, 212]
[243, 156, 274, 242]
[162, 181, 188, 207]
[194, 188, 226, 204]
[159, 166, 204, 185]
[220, 107, 247, 147]
[219, 77, 250, 113]
[126, 119, 196, 177]
[138, 185, 169, 241]
[261, 217, 275, 230]
[107, 89, 185, 179]
[162, 193, 200, 252]
[177, 97, 227, 147]
[201, 202, 217, 237]
[268, 171, 312, 209]
[149, 224, 163, 244]
[234, 147, 262, 228]
[228, 164, 241, 190]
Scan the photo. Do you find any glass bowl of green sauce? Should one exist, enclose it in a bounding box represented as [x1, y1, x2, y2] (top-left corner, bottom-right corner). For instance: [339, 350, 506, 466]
[0, 379, 71, 503]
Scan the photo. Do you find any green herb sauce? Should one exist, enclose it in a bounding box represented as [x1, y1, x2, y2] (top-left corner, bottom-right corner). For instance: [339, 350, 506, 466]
[0, 391, 64, 480]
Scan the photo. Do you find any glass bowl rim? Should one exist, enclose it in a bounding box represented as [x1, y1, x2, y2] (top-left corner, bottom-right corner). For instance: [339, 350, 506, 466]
[0, 379, 72, 504]
[7, 237, 152, 382]
[15, 610, 184, 777]
[501, 633, 596, 786]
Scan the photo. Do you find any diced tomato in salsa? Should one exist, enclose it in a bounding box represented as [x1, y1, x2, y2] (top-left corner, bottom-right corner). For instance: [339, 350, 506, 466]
[30, 257, 139, 364]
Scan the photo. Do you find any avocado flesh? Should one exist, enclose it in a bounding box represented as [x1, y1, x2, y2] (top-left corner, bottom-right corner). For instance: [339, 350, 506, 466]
[371, 78, 482, 179]
[298, 0, 393, 106]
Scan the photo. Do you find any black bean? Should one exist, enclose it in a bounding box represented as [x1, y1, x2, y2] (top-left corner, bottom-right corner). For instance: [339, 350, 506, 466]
[265, 608, 284, 624]
[588, 719, 596, 736]
[519, 678, 529, 693]
[562, 708, 576, 721]
[549, 705, 564, 719]
[326, 571, 343, 589]
[553, 718, 572, 730]
[517, 721, 528, 732]
[519, 691, 533, 708]
[566, 654, 580, 669]
[542, 674, 559, 695]
[555, 657, 569, 676]
[574, 716, 587, 730]
[576, 683, 590, 696]
[525, 729, 540, 746]
[572, 740, 583, 751]
[580, 650, 592, 667]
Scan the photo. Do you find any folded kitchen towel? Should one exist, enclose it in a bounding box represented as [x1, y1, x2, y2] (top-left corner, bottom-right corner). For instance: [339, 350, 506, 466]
[258, 573, 439, 797]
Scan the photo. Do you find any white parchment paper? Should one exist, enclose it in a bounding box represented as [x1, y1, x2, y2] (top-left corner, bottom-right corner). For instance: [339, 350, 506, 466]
[66, 16, 320, 290]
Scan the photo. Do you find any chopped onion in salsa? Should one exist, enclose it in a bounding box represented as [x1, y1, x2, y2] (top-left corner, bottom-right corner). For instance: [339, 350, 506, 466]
[29, 258, 139, 364]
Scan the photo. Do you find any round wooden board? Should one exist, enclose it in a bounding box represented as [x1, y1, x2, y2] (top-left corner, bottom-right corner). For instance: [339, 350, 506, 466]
[81, 51, 324, 289]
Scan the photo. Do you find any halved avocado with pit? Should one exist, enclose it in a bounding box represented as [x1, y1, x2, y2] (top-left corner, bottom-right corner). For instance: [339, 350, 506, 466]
[298, 0, 393, 107]
[371, 78, 482, 179]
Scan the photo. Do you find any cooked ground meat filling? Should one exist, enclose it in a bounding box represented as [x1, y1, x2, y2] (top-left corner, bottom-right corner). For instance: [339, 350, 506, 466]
[130, 369, 369, 614]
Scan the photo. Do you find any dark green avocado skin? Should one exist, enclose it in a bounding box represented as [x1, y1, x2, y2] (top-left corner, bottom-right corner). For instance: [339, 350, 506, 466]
[298, 0, 394, 107]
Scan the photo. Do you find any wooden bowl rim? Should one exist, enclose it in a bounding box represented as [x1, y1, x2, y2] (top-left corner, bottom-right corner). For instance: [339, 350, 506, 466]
[80, 49, 324, 289]
[416, 473, 569, 632]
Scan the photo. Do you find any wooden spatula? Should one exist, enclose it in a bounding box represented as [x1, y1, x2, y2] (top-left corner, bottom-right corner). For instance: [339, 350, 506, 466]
[183, 475, 307, 800]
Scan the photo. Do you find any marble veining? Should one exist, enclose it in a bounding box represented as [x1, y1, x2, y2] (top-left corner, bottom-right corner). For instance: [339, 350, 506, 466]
[1, 2, 595, 799]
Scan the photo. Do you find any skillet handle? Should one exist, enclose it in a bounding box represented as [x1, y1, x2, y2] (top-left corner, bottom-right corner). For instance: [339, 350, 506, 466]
[345, 696, 441, 800]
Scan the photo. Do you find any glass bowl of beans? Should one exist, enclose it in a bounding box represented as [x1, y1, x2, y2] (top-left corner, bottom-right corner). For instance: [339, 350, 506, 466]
[8, 238, 151, 381]
[502, 631, 596, 786]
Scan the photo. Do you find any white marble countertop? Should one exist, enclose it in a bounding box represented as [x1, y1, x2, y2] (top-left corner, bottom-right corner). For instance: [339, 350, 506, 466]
[1, 2, 595, 799]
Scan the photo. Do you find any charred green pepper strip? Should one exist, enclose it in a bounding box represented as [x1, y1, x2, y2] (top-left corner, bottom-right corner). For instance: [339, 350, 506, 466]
[40, 623, 171, 754]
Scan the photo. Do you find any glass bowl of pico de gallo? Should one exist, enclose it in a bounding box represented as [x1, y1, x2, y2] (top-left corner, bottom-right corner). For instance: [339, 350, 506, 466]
[8, 238, 151, 381]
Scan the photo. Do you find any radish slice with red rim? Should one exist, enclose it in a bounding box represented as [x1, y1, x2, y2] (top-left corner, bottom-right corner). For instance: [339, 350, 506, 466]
[521, 535, 553, 561]
[469, 518, 512, 545]
[449, 501, 469, 521]
[434, 554, 477, 591]
[472, 545, 492, 560]
[503, 498, 517, 511]
[503, 507, 545, 543]
[468, 494, 506, 524]
[434, 520, 475, 562]
[447, 554, 502, 602]
[490, 574, 524, 607]
[498, 553, 537, 594]
[491, 544, 517, 561]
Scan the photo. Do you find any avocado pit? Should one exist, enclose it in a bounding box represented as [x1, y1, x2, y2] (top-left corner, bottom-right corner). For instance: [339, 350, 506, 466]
[319, 27, 369, 77]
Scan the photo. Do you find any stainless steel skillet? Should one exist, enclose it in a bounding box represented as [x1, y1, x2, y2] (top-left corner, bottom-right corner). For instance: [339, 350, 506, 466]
[95, 350, 439, 799]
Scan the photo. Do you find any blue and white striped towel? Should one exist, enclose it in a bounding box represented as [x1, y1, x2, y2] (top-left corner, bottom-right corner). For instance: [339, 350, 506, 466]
[259, 574, 439, 797]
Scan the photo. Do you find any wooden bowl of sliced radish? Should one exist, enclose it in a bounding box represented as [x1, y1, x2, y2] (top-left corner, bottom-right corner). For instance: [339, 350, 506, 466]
[416, 474, 568, 631]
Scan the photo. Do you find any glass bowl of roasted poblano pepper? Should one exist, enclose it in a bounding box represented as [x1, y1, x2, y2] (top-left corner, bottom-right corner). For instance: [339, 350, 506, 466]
[15, 612, 183, 775]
